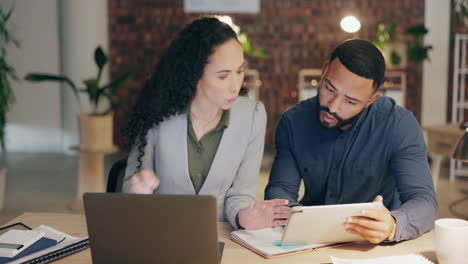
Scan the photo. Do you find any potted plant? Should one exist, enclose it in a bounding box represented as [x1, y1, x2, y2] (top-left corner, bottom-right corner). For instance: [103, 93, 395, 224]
[0, 3, 19, 211]
[455, 0, 468, 26]
[0, 4, 18, 151]
[405, 24, 433, 63]
[373, 23, 406, 69]
[25, 46, 132, 151]
[214, 15, 268, 60]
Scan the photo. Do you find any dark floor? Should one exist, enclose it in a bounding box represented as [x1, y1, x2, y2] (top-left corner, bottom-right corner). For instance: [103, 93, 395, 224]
[0, 152, 467, 225]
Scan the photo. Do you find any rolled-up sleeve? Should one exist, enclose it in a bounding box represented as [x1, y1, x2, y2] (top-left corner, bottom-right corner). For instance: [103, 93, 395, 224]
[265, 116, 302, 204]
[389, 113, 438, 241]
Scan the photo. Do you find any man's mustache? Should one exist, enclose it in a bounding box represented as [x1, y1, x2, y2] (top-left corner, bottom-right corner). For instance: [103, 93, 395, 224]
[319, 106, 343, 122]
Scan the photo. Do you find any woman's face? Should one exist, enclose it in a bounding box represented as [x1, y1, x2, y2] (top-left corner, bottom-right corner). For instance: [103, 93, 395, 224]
[195, 38, 245, 110]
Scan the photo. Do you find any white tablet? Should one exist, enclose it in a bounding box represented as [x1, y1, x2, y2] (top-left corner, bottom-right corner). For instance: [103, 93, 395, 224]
[281, 202, 383, 245]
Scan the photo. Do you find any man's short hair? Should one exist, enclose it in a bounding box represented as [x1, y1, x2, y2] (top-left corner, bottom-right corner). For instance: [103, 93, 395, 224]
[329, 39, 386, 90]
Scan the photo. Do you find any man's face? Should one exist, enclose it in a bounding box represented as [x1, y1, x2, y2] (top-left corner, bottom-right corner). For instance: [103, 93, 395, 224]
[318, 58, 379, 130]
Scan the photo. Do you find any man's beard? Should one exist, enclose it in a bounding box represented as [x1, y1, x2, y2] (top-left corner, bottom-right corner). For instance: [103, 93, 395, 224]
[318, 105, 362, 129]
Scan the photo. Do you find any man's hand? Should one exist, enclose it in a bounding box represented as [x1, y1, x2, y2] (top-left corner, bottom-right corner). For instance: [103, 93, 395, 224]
[128, 169, 160, 194]
[237, 199, 291, 230]
[344, 195, 396, 244]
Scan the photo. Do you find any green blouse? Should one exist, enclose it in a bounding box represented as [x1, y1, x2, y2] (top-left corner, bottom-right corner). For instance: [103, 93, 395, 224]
[187, 110, 230, 193]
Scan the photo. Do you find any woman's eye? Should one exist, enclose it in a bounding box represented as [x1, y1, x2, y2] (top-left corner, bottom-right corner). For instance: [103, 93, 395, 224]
[218, 75, 228, 80]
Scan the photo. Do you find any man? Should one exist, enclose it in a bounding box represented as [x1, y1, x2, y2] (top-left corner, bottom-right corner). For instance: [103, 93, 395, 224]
[265, 39, 437, 243]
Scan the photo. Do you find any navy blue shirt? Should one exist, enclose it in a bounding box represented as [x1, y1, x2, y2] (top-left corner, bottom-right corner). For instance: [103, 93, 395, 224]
[265, 96, 438, 242]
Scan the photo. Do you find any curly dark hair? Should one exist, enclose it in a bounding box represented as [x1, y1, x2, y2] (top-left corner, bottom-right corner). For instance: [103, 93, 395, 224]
[126, 17, 238, 170]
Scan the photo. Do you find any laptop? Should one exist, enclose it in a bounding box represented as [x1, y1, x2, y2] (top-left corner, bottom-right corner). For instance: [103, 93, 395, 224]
[83, 193, 223, 264]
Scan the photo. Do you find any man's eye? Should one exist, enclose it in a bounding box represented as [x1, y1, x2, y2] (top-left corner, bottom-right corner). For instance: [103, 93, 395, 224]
[326, 86, 335, 92]
[346, 100, 357, 105]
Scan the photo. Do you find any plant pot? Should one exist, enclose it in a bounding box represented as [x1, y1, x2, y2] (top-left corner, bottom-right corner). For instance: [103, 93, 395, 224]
[77, 113, 115, 151]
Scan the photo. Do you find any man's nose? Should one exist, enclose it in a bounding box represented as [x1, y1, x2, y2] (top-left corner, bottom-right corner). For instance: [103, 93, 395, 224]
[327, 95, 342, 114]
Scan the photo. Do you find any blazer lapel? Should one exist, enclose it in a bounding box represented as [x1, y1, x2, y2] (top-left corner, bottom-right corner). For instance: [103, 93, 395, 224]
[198, 123, 237, 195]
[159, 114, 196, 195]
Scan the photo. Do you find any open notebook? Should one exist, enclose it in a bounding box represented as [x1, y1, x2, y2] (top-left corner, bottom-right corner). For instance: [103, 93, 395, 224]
[230, 226, 344, 258]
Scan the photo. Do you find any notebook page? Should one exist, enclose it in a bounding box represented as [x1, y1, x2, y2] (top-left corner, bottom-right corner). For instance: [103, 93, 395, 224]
[231, 226, 327, 256]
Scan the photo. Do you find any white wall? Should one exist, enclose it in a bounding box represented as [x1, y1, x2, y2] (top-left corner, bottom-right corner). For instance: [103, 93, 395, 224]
[59, 0, 109, 153]
[5, 0, 62, 152]
[4, 0, 109, 153]
[421, 0, 451, 126]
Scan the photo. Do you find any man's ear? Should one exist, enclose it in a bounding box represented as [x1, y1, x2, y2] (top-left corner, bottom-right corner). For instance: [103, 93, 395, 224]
[321, 61, 329, 75]
[365, 92, 380, 108]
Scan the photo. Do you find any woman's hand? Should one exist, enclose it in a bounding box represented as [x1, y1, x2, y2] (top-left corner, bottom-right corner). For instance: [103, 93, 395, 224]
[129, 169, 160, 194]
[237, 199, 291, 230]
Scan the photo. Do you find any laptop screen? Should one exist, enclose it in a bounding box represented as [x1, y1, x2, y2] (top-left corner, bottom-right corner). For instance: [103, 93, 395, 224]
[84, 193, 220, 264]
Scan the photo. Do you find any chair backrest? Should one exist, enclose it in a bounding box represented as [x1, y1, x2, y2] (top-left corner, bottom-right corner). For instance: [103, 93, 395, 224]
[106, 159, 127, 193]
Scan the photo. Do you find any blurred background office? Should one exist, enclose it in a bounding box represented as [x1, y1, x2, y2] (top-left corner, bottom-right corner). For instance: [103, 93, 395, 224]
[0, 0, 466, 223]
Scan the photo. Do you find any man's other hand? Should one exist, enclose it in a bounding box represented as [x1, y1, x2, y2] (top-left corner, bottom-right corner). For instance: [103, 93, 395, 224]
[344, 195, 396, 244]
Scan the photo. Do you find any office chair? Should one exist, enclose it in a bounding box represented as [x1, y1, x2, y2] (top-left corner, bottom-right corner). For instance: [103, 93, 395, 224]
[106, 159, 127, 193]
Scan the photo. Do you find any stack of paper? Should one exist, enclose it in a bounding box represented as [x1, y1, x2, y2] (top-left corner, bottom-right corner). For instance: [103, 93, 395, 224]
[0, 225, 88, 264]
[330, 254, 434, 264]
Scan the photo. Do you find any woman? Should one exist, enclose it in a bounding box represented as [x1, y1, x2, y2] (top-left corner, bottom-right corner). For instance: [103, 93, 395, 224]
[123, 17, 290, 230]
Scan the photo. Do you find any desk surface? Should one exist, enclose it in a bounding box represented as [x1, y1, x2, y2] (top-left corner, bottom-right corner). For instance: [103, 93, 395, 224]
[423, 123, 465, 137]
[5, 212, 438, 264]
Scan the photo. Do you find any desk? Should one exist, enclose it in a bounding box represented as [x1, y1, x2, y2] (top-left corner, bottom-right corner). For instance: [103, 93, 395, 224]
[423, 124, 465, 186]
[5, 212, 437, 263]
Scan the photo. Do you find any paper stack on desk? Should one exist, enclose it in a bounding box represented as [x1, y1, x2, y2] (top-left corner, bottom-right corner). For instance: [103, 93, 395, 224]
[0, 225, 88, 264]
[0, 230, 45, 258]
[330, 254, 434, 264]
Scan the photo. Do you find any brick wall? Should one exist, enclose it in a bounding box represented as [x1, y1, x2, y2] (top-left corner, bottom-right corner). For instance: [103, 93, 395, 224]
[109, 0, 425, 149]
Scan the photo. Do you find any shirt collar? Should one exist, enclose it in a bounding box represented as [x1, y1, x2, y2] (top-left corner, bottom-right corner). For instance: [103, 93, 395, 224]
[185, 107, 230, 131]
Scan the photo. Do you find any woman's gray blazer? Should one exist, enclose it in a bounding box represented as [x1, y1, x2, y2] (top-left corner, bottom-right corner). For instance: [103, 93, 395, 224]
[123, 96, 267, 228]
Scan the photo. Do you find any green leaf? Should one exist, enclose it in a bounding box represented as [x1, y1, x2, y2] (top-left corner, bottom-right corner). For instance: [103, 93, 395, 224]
[94, 46, 108, 70]
[25, 73, 80, 107]
[102, 73, 132, 94]
[407, 45, 433, 62]
[390, 50, 402, 66]
[94, 46, 107, 84]
[83, 78, 98, 88]
[25, 73, 77, 91]
[83, 78, 100, 109]
[251, 48, 268, 59]
[405, 24, 428, 38]
[238, 33, 252, 54]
